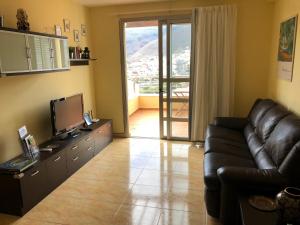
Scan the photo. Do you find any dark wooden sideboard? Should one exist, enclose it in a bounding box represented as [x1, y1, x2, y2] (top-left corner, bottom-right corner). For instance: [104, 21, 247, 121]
[0, 119, 112, 216]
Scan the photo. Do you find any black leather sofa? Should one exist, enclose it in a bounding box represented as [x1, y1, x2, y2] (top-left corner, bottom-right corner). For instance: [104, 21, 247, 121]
[204, 99, 300, 225]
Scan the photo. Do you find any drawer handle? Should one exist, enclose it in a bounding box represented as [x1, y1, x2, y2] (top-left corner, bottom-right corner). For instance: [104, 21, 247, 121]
[71, 145, 78, 150]
[54, 156, 61, 162]
[31, 170, 40, 177]
[73, 156, 79, 161]
[85, 137, 92, 142]
[87, 146, 93, 152]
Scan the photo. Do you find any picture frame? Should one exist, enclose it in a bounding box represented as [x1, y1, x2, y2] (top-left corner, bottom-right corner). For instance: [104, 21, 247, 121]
[74, 30, 80, 42]
[63, 19, 70, 32]
[55, 25, 62, 36]
[278, 15, 298, 81]
[81, 24, 87, 36]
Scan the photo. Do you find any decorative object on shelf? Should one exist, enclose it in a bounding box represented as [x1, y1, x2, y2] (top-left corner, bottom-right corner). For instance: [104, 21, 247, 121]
[0, 16, 3, 27]
[276, 187, 300, 224]
[76, 46, 82, 58]
[55, 25, 62, 36]
[74, 29, 80, 42]
[63, 18, 70, 32]
[278, 15, 298, 81]
[82, 47, 90, 59]
[16, 8, 30, 31]
[69, 47, 75, 59]
[81, 24, 87, 36]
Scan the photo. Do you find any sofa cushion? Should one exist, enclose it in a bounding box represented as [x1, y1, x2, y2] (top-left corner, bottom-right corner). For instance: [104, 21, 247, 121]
[206, 125, 246, 144]
[256, 105, 290, 142]
[244, 124, 255, 142]
[254, 149, 276, 169]
[247, 135, 264, 157]
[205, 137, 252, 159]
[265, 115, 300, 167]
[248, 99, 277, 128]
[204, 152, 256, 190]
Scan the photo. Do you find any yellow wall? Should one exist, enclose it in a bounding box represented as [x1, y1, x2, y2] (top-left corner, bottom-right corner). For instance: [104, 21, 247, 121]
[0, 0, 95, 163]
[90, 0, 274, 134]
[267, 0, 300, 114]
[139, 95, 159, 109]
[128, 96, 139, 115]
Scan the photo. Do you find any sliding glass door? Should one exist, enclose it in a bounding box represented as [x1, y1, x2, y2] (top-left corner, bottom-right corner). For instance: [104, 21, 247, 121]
[159, 19, 192, 140]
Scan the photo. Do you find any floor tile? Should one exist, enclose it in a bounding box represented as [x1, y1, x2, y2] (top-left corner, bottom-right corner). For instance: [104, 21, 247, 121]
[113, 204, 161, 225]
[158, 209, 205, 225]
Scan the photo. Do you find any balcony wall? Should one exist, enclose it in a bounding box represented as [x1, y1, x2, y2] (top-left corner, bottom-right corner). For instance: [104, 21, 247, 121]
[128, 95, 159, 115]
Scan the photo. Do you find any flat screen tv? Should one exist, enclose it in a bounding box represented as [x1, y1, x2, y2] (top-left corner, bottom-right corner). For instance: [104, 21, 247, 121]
[50, 93, 84, 137]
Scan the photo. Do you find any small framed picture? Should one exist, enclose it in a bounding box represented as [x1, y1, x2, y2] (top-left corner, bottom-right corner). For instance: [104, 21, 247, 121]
[81, 24, 87, 36]
[63, 19, 70, 32]
[55, 25, 62, 36]
[74, 30, 80, 42]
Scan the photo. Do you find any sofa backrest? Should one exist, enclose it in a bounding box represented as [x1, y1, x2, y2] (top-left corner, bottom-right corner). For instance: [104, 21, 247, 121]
[248, 99, 277, 128]
[256, 105, 290, 142]
[264, 115, 300, 169]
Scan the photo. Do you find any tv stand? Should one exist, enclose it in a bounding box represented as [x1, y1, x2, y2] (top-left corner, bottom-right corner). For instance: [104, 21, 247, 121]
[59, 129, 81, 140]
[0, 119, 112, 216]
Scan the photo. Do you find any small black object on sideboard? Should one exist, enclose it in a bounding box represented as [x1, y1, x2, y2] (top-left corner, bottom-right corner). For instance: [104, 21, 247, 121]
[0, 119, 112, 216]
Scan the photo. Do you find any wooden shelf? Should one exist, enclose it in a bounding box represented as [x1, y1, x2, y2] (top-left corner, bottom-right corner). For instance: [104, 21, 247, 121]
[70, 58, 96, 66]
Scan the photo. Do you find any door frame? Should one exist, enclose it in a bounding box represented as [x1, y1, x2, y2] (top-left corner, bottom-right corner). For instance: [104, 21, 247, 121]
[119, 13, 192, 139]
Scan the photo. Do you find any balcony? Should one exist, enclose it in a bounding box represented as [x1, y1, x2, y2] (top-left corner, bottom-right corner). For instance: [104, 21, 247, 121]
[128, 94, 189, 138]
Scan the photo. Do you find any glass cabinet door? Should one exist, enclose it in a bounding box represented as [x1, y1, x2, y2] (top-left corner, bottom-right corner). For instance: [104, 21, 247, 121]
[52, 38, 70, 70]
[27, 36, 43, 71]
[40, 37, 52, 70]
[0, 31, 30, 73]
[60, 39, 70, 69]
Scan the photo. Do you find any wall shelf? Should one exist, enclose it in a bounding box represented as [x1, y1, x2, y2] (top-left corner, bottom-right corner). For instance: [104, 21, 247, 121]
[70, 58, 96, 66]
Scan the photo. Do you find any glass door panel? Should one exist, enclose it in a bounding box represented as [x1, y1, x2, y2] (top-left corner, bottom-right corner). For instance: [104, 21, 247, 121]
[40, 37, 52, 70]
[0, 31, 29, 73]
[171, 23, 191, 78]
[27, 36, 43, 71]
[159, 19, 192, 140]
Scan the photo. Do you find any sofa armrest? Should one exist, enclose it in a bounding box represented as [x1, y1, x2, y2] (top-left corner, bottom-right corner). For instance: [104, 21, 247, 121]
[214, 117, 248, 131]
[217, 167, 287, 191]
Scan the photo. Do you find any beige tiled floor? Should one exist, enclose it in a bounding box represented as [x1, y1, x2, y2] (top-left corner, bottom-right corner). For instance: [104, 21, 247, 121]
[0, 138, 220, 225]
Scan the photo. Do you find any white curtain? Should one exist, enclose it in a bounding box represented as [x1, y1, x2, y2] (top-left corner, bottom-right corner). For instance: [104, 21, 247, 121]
[191, 5, 237, 141]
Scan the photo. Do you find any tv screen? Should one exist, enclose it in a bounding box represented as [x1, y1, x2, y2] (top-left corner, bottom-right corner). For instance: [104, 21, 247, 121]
[50, 94, 84, 136]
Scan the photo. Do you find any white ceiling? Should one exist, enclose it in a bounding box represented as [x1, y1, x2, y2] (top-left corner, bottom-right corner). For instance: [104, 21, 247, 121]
[76, 0, 168, 7]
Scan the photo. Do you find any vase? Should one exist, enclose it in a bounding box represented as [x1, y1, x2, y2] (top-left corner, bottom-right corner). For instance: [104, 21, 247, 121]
[276, 187, 300, 223]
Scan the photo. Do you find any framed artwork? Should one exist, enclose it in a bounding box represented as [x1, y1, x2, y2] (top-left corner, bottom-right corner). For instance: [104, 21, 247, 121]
[278, 15, 298, 81]
[74, 30, 80, 42]
[81, 24, 87, 36]
[63, 19, 70, 32]
[55, 25, 62, 36]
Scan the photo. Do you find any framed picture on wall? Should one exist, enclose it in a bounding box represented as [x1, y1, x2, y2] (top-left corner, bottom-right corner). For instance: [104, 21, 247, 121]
[81, 24, 87, 36]
[55, 25, 62, 36]
[63, 19, 70, 32]
[74, 30, 80, 42]
[278, 15, 298, 81]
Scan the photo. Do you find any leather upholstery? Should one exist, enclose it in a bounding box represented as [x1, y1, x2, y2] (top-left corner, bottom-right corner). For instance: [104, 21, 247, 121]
[256, 105, 290, 142]
[204, 99, 300, 225]
[248, 99, 276, 128]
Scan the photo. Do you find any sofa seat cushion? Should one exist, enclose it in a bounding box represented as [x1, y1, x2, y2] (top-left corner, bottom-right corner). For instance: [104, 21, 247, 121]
[205, 137, 252, 159]
[206, 125, 246, 144]
[204, 152, 256, 190]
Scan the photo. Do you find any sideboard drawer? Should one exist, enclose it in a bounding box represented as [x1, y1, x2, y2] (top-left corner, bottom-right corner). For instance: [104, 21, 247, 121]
[20, 163, 48, 214]
[46, 151, 67, 191]
[67, 151, 82, 176]
[94, 122, 112, 155]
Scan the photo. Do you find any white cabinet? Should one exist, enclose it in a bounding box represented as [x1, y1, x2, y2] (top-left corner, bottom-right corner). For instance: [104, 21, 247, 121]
[0, 28, 70, 76]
